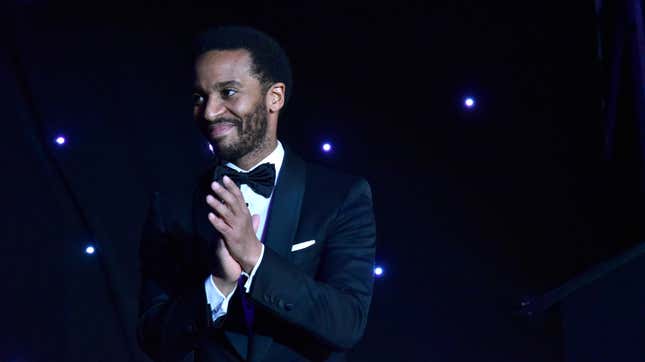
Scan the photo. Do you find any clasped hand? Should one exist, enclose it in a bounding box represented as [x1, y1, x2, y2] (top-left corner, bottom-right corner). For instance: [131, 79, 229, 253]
[206, 176, 262, 282]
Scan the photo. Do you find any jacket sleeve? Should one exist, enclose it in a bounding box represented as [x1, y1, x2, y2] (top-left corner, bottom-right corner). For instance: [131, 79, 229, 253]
[248, 178, 377, 351]
[136, 192, 214, 362]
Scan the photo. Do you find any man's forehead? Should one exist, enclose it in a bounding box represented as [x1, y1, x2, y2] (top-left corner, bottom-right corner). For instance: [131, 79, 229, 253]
[195, 49, 254, 82]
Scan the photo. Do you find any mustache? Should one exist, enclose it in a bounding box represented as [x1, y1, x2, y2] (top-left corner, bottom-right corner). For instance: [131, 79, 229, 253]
[206, 117, 242, 128]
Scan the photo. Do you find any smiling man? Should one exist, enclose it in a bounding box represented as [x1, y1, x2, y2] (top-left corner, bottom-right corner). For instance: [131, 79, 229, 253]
[137, 26, 377, 362]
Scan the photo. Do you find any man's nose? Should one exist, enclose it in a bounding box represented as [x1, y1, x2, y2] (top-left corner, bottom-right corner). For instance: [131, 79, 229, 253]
[204, 97, 226, 121]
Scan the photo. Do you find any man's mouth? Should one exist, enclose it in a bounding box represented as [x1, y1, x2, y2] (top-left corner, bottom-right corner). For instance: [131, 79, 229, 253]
[209, 122, 236, 138]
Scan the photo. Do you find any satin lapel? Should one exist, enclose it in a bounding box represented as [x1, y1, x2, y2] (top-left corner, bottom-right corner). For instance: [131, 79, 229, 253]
[262, 146, 306, 259]
[248, 147, 306, 361]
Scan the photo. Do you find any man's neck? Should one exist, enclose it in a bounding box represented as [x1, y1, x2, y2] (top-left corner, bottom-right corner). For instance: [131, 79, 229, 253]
[231, 139, 278, 171]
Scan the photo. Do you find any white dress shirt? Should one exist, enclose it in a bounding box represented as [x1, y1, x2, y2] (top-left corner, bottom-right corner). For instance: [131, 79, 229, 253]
[204, 141, 285, 322]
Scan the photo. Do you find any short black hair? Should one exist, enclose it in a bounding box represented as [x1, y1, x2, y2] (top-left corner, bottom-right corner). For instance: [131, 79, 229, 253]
[195, 26, 293, 106]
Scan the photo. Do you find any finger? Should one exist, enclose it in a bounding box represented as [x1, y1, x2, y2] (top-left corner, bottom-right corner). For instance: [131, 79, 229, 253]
[206, 194, 233, 223]
[222, 175, 246, 206]
[208, 212, 232, 235]
[251, 214, 261, 233]
[211, 181, 240, 214]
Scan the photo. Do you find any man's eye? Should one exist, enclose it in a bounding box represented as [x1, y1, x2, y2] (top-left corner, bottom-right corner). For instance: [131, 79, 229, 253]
[222, 89, 238, 98]
[193, 93, 205, 106]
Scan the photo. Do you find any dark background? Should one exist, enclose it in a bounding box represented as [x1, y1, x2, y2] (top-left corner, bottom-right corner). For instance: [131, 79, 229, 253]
[2, 0, 642, 361]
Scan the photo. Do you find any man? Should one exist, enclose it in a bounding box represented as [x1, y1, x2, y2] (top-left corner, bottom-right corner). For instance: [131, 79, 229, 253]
[137, 26, 377, 362]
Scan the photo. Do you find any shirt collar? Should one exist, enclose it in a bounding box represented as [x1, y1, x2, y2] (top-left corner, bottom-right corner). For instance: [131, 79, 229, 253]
[225, 141, 285, 185]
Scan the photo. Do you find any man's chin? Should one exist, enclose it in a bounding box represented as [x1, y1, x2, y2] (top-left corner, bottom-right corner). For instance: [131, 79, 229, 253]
[210, 133, 237, 148]
[211, 140, 242, 160]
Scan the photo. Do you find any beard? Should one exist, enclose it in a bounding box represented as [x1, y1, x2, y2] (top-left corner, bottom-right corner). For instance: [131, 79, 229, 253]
[209, 101, 269, 162]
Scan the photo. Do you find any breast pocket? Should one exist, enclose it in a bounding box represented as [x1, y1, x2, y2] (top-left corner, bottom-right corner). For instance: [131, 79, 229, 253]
[290, 239, 323, 274]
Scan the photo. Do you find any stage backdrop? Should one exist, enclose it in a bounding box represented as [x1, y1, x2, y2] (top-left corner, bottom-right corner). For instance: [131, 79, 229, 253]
[3, 1, 638, 361]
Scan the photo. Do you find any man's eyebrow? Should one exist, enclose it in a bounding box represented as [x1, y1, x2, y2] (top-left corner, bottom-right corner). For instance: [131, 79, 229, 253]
[215, 80, 242, 88]
[193, 80, 242, 93]
[206, 80, 242, 90]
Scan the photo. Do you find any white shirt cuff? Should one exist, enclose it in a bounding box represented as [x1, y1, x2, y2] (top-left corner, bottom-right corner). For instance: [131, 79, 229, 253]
[204, 275, 237, 322]
[241, 244, 265, 293]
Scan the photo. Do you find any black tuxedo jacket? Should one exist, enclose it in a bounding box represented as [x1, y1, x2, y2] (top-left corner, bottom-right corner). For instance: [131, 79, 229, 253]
[137, 146, 377, 362]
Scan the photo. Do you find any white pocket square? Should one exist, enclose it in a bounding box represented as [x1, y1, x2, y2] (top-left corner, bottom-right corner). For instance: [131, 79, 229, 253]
[291, 240, 316, 252]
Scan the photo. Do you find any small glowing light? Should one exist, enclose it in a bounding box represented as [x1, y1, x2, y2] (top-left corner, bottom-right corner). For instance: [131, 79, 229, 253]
[208, 143, 214, 152]
[322, 143, 332, 152]
[55, 136, 66, 145]
[85, 245, 95, 255]
[464, 97, 475, 108]
[373, 266, 384, 277]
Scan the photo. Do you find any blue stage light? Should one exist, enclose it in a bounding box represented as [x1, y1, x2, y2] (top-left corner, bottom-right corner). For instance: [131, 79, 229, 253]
[55, 136, 66, 145]
[464, 97, 475, 108]
[322, 142, 332, 153]
[85, 245, 95, 255]
[208, 143, 214, 153]
[373, 266, 384, 277]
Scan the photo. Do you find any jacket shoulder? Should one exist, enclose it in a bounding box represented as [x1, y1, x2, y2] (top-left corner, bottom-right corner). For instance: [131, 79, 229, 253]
[303, 161, 372, 205]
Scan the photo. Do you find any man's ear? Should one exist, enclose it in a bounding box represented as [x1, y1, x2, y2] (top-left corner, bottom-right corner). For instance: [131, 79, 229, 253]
[266, 82, 286, 113]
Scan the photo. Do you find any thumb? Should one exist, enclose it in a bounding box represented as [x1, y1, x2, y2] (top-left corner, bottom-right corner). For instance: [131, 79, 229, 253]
[251, 214, 261, 232]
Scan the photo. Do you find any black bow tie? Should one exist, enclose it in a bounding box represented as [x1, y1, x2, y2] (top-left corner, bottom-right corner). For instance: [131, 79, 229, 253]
[213, 163, 276, 198]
